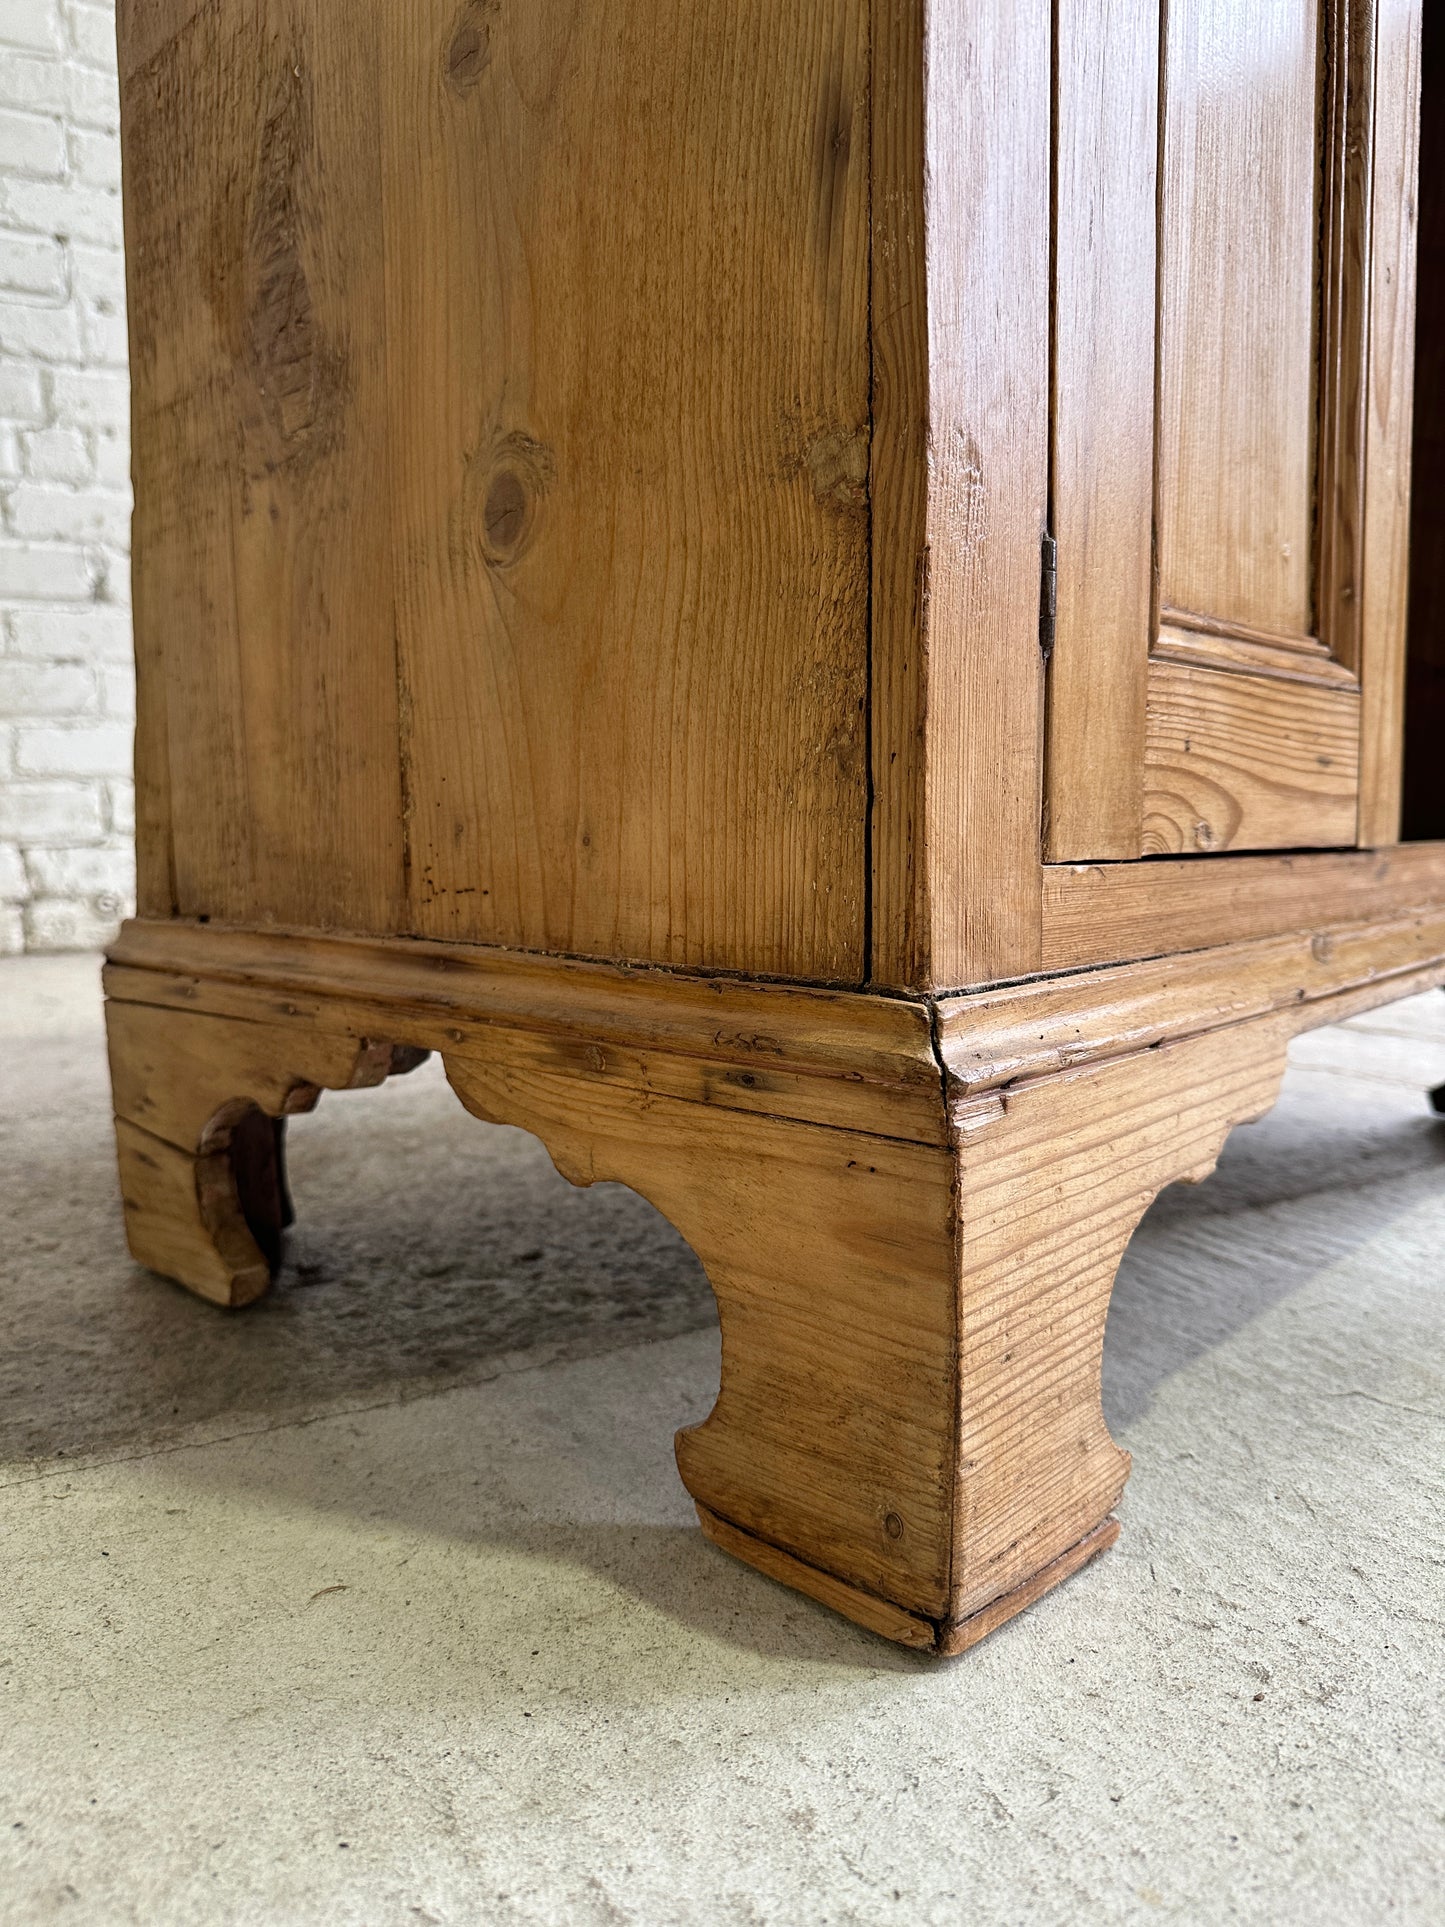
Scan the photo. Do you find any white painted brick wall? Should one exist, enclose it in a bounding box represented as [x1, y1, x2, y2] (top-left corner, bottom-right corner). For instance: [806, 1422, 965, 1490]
[0, 0, 132, 954]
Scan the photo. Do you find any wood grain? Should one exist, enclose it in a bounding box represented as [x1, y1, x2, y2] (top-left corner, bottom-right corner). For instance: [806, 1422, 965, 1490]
[378, 0, 870, 980]
[697, 1505, 1122, 1656]
[1142, 661, 1361, 854]
[119, 0, 872, 979]
[106, 0, 1442, 1655]
[869, 0, 1050, 989]
[105, 997, 424, 1306]
[225, 5, 406, 934]
[119, 0, 1427, 999]
[1360, 0, 1423, 842]
[1043, 0, 1158, 862]
[120, 0, 407, 932]
[868, 0, 930, 985]
[695, 1505, 939, 1650]
[445, 1049, 960, 1617]
[1153, 623, 1359, 690]
[121, 7, 253, 922]
[1044, 0, 1419, 866]
[948, 1019, 1287, 1621]
[1157, 0, 1322, 642]
[112, 1117, 274, 1309]
[939, 904, 1445, 1093]
[1041, 841, 1445, 972]
[937, 1519, 1120, 1657]
[117, 0, 208, 79]
[103, 918, 945, 1141]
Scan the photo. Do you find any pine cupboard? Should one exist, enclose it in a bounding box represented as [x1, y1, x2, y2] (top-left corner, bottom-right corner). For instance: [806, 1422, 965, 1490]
[107, 0, 1444, 1653]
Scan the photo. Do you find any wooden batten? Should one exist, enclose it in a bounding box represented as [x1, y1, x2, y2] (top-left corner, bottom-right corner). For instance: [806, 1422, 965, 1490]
[1041, 841, 1445, 974]
[868, 0, 1051, 992]
[1043, 0, 1157, 863]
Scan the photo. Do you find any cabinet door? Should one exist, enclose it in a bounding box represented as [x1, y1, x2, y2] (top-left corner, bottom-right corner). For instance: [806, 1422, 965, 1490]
[1045, 0, 1420, 860]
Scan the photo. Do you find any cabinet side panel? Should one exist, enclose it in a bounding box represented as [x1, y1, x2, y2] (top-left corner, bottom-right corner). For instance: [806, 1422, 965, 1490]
[120, 0, 407, 933]
[121, 9, 252, 921]
[381, 0, 871, 980]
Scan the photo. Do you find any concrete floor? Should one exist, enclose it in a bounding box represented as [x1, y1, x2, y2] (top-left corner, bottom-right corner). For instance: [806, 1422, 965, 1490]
[2, 954, 1444, 1926]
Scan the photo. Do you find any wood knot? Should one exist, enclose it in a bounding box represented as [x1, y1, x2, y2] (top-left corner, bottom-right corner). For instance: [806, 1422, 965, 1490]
[485, 470, 529, 555]
[804, 425, 868, 512]
[465, 430, 555, 568]
[444, 0, 497, 96]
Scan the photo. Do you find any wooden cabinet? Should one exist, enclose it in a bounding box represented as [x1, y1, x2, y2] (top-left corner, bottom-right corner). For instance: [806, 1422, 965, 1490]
[109, 0, 1443, 1654]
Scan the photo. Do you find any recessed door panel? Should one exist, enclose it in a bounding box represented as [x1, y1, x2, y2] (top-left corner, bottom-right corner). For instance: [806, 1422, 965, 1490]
[1158, 0, 1320, 644]
[1045, 0, 1416, 862]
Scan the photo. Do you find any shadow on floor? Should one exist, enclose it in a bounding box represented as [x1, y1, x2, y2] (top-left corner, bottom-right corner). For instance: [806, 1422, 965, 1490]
[1104, 1071, 1445, 1429]
[1, 1045, 716, 1465]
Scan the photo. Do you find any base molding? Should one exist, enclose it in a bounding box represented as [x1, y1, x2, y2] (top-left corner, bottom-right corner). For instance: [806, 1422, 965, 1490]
[696, 1505, 1121, 1656]
[101, 905, 1445, 1652]
[695, 1506, 940, 1650]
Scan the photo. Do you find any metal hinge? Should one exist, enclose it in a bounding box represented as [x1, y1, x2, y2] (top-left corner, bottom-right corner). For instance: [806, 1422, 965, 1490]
[1039, 532, 1058, 664]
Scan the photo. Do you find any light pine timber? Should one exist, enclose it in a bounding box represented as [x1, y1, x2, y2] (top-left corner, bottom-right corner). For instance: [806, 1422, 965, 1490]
[1045, 0, 1415, 869]
[103, 907, 1445, 1650]
[1158, 0, 1322, 641]
[121, 0, 406, 932]
[110, 0, 1443, 1653]
[106, 1000, 426, 1307]
[868, 0, 1050, 988]
[1041, 842, 1445, 976]
[119, 0, 872, 981]
[1141, 660, 1362, 855]
[1359, 0, 1424, 844]
[1043, 0, 1157, 862]
[117, 0, 1428, 997]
